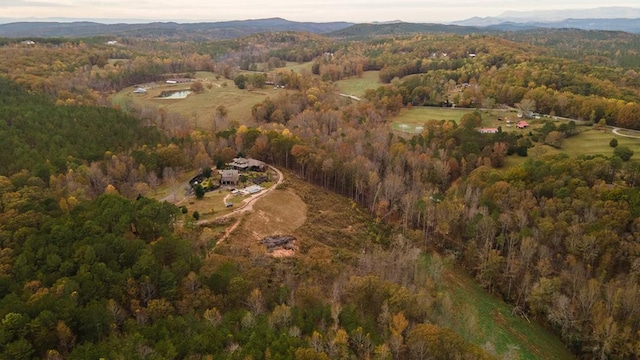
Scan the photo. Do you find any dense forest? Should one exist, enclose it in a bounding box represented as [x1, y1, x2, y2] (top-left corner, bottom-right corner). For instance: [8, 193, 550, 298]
[2, 25, 640, 359]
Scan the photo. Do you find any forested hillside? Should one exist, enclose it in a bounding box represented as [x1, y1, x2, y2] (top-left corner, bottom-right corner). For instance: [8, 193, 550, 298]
[2, 25, 640, 359]
[0, 78, 164, 176]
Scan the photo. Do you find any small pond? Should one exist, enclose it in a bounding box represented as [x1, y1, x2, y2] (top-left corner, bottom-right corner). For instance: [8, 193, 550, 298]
[157, 90, 192, 99]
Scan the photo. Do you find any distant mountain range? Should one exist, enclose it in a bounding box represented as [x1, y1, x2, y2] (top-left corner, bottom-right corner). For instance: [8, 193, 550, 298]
[482, 18, 640, 34]
[328, 23, 485, 38]
[0, 18, 353, 39]
[452, 6, 640, 33]
[1, 7, 640, 40]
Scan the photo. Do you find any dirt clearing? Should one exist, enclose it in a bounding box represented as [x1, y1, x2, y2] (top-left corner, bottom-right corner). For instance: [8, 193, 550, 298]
[225, 187, 307, 255]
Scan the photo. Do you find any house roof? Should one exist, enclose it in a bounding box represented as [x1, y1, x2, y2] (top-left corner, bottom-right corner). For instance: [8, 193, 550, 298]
[230, 157, 265, 169]
[479, 127, 499, 133]
[221, 169, 239, 180]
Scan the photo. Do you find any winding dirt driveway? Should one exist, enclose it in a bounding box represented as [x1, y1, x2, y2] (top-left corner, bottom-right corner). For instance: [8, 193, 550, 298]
[214, 165, 284, 220]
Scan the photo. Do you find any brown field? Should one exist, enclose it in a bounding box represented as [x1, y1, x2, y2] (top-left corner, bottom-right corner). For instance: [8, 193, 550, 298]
[224, 186, 308, 256]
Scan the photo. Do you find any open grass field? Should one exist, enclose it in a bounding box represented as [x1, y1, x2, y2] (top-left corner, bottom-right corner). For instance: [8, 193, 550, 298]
[439, 263, 574, 360]
[391, 107, 524, 134]
[182, 188, 240, 219]
[562, 127, 640, 158]
[334, 70, 381, 98]
[390, 107, 462, 134]
[111, 72, 289, 129]
[281, 61, 313, 73]
[503, 127, 640, 168]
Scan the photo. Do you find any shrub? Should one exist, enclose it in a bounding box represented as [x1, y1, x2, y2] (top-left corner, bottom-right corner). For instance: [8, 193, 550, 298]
[516, 146, 528, 157]
[614, 146, 634, 161]
[194, 184, 205, 199]
[190, 81, 204, 93]
[609, 138, 618, 148]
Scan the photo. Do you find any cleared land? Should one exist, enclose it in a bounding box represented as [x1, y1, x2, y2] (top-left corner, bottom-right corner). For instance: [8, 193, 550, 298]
[563, 127, 640, 158]
[151, 167, 277, 221]
[334, 70, 381, 98]
[224, 185, 308, 256]
[282, 61, 313, 73]
[391, 107, 523, 134]
[504, 127, 640, 166]
[111, 72, 288, 128]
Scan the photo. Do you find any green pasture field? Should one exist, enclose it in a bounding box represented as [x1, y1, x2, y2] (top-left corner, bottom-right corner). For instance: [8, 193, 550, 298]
[562, 127, 640, 158]
[111, 71, 287, 129]
[428, 257, 574, 360]
[334, 70, 381, 98]
[506, 127, 640, 166]
[390, 107, 524, 134]
[281, 61, 313, 73]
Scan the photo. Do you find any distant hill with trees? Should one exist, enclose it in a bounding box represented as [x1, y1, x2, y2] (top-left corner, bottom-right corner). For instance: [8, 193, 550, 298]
[0, 18, 353, 39]
[328, 22, 492, 38]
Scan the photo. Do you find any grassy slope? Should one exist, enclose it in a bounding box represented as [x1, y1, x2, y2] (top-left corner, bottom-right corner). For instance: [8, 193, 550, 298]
[563, 127, 640, 158]
[504, 127, 640, 168]
[334, 70, 381, 98]
[223, 181, 309, 255]
[224, 170, 374, 254]
[442, 265, 574, 360]
[282, 61, 313, 73]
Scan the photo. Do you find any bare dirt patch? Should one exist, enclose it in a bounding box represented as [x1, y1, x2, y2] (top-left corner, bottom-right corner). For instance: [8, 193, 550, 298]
[225, 187, 307, 255]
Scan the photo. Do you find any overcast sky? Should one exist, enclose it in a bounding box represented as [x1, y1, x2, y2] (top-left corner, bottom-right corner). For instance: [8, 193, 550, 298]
[2, 0, 639, 23]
